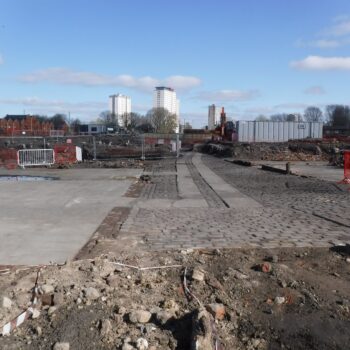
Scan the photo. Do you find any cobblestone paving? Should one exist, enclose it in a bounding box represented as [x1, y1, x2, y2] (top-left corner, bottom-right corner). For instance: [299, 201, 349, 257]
[75, 207, 131, 260]
[139, 158, 179, 200]
[140, 175, 179, 200]
[120, 207, 348, 250]
[202, 156, 350, 227]
[117, 154, 350, 251]
[143, 158, 177, 173]
[185, 155, 227, 208]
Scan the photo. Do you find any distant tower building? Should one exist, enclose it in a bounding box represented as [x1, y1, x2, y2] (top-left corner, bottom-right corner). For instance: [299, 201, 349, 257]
[208, 104, 221, 130]
[153, 87, 180, 133]
[109, 94, 131, 128]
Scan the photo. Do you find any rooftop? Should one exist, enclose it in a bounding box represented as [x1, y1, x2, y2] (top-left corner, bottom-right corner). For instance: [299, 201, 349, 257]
[155, 86, 174, 92]
[3, 114, 31, 121]
[109, 94, 130, 98]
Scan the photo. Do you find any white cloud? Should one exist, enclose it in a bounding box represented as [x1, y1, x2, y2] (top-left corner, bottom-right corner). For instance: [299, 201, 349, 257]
[326, 19, 350, 37]
[304, 86, 326, 95]
[296, 17, 350, 49]
[311, 39, 341, 48]
[167, 76, 202, 90]
[291, 56, 350, 70]
[195, 89, 260, 102]
[298, 38, 350, 49]
[296, 38, 342, 48]
[19, 68, 201, 92]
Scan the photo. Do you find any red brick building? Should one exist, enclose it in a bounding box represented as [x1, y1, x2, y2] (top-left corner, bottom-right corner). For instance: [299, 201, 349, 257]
[0, 115, 54, 136]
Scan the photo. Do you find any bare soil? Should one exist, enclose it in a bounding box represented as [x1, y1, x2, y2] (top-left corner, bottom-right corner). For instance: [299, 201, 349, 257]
[0, 247, 349, 350]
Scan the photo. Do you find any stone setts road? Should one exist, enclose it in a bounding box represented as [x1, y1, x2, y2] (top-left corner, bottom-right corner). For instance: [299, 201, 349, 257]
[118, 153, 350, 251]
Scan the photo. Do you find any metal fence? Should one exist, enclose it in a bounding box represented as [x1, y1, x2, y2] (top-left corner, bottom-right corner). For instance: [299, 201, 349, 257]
[1, 134, 184, 161]
[18, 149, 55, 168]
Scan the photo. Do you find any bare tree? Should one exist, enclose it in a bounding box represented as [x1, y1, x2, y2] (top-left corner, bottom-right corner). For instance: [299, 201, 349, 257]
[286, 114, 297, 122]
[70, 118, 81, 134]
[128, 113, 154, 132]
[304, 106, 323, 122]
[270, 113, 288, 121]
[255, 115, 269, 121]
[119, 112, 131, 129]
[325, 105, 350, 127]
[128, 112, 142, 130]
[270, 113, 302, 122]
[50, 114, 67, 129]
[184, 121, 192, 129]
[146, 108, 177, 133]
[325, 105, 337, 125]
[98, 110, 115, 126]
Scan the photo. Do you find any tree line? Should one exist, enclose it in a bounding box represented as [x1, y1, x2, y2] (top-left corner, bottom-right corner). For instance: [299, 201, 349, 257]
[31, 107, 178, 134]
[255, 105, 350, 128]
[96, 108, 178, 133]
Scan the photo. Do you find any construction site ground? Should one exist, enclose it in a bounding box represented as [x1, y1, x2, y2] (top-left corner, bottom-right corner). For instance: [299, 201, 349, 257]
[0, 168, 142, 265]
[246, 160, 344, 183]
[0, 151, 349, 349]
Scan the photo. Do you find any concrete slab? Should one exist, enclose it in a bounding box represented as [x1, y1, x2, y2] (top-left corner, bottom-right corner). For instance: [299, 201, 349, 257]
[176, 160, 208, 208]
[136, 199, 174, 209]
[250, 161, 344, 183]
[0, 168, 142, 265]
[192, 153, 262, 209]
[173, 199, 209, 208]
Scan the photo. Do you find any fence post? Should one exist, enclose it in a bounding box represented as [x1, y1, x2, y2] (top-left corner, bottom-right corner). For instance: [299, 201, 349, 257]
[141, 134, 145, 160]
[176, 133, 180, 158]
[92, 136, 97, 160]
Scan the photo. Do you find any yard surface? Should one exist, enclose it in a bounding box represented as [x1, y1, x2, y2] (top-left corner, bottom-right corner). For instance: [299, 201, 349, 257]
[0, 152, 349, 349]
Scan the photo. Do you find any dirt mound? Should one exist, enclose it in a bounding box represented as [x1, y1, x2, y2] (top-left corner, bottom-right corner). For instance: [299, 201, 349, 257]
[197, 142, 333, 161]
[0, 247, 349, 349]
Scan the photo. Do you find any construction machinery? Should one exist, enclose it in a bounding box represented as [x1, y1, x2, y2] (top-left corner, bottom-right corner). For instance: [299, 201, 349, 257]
[212, 107, 236, 141]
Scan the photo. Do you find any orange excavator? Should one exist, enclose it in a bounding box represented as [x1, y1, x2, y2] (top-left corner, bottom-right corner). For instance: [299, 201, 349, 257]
[212, 107, 236, 141]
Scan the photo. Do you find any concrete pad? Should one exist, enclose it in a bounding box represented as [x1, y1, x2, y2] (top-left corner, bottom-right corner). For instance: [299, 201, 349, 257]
[173, 199, 209, 208]
[252, 161, 344, 183]
[192, 153, 262, 209]
[136, 199, 174, 209]
[0, 168, 142, 265]
[177, 161, 208, 206]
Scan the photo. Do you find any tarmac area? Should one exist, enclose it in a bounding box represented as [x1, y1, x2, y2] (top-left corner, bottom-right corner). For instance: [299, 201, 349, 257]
[0, 168, 142, 265]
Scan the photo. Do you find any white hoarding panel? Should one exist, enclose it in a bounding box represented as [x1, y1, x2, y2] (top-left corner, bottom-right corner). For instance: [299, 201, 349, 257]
[237, 121, 323, 142]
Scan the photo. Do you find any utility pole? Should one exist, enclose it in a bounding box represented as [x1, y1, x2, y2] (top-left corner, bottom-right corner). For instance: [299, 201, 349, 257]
[141, 134, 145, 160]
[176, 133, 180, 158]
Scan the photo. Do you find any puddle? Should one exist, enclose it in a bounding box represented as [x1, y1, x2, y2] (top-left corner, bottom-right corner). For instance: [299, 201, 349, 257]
[0, 175, 58, 181]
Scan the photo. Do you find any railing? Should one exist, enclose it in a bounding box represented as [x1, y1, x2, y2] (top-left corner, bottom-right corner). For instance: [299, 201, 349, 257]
[50, 130, 64, 137]
[17, 149, 55, 168]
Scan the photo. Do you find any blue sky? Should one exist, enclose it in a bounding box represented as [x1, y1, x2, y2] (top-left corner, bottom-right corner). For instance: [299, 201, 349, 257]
[1, 0, 350, 127]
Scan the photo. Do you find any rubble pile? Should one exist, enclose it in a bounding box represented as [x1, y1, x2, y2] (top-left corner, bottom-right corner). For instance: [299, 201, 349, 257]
[198, 142, 334, 161]
[75, 159, 144, 169]
[0, 247, 349, 350]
